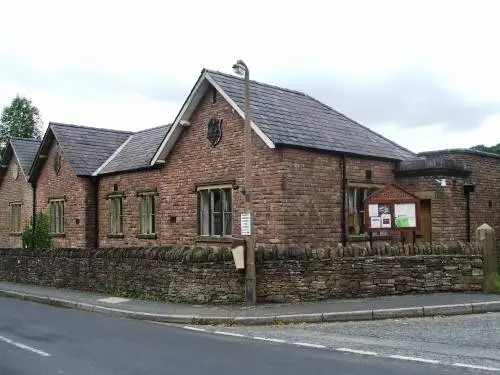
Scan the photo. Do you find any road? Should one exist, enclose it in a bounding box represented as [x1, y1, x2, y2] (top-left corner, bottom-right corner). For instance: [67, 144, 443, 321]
[0, 297, 495, 375]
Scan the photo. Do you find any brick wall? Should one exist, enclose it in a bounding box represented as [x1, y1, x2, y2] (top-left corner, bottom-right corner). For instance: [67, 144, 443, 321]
[0, 157, 33, 247]
[35, 140, 93, 248]
[99, 87, 285, 250]
[0, 242, 483, 305]
[281, 151, 396, 247]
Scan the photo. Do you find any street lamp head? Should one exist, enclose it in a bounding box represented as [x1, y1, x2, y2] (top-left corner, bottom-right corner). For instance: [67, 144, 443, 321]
[232, 59, 248, 76]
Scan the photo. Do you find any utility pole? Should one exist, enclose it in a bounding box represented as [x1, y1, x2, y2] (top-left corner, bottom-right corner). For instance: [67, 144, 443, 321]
[232, 59, 256, 305]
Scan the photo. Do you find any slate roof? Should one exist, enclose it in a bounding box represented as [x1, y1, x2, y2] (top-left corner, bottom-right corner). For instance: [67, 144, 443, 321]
[44, 123, 132, 176]
[10, 138, 41, 177]
[98, 124, 171, 175]
[206, 70, 415, 161]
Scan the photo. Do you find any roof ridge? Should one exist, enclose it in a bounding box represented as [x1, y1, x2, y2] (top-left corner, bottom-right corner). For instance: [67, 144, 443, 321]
[134, 124, 171, 134]
[10, 137, 41, 143]
[419, 148, 500, 159]
[50, 122, 133, 135]
[204, 69, 312, 98]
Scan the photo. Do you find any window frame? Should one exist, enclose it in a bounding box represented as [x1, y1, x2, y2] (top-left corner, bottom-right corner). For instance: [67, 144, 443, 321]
[9, 201, 22, 234]
[138, 192, 156, 236]
[197, 185, 233, 237]
[347, 184, 380, 237]
[108, 195, 124, 235]
[49, 199, 65, 235]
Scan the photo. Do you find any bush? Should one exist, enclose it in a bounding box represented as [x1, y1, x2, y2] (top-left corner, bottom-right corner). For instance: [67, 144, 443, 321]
[496, 273, 500, 293]
[22, 212, 52, 251]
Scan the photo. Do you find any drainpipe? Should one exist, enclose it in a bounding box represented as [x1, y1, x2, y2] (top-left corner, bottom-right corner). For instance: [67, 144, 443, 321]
[464, 184, 475, 242]
[341, 155, 347, 246]
[31, 182, 36, 249]
[91, 177, 100, 249]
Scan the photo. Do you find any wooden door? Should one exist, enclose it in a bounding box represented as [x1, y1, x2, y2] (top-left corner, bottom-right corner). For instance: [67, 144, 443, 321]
[419, 199, 432, 243]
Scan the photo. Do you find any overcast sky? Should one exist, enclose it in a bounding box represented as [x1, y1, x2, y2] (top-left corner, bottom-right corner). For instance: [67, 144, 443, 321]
[0, 0, 499, 153]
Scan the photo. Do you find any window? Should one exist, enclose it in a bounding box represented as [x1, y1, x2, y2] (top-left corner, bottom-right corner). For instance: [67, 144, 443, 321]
[9, 202, 22, 233]
[109, 196, 123, 234]
[348, 186, 377, 235]
[198, 188, 232, 236]
[49, 199, 65, 234]
[139, 194, 155, 235]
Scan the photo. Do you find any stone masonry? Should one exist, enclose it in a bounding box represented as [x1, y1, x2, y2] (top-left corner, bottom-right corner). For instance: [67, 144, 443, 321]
[0, 242, 483, 304]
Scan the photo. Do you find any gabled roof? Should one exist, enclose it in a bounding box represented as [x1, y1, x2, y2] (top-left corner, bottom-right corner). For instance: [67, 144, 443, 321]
[151, 69, 416, 164]
[10, 138, 41, 178]
[29, 122, 132, 181]
[95, 124, 171, 176]
[0, 138, 41, 182]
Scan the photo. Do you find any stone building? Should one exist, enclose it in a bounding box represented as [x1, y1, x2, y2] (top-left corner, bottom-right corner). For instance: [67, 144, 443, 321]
[1, 69, 499, 252]
[0, 138, 41, 247]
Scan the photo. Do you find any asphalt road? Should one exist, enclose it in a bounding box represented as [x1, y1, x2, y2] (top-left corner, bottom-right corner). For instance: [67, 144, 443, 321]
[0, 297, 490, 375]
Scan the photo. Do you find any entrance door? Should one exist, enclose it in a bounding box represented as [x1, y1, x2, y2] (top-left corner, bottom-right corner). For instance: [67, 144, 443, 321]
[419, 199, 432, 243]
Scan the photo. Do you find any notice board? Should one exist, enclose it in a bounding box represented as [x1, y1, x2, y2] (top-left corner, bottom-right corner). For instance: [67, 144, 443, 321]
[363, 183, 420, 233]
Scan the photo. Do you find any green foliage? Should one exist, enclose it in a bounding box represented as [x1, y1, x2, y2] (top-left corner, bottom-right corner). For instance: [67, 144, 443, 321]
[22, 212, 52, 251]
[495, 273, 500, 293]
[471, 143, 500, 155]
[0, 95, 42, 148]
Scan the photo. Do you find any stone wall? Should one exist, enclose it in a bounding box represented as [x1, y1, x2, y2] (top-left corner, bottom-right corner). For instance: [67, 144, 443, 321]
[0, 242, 484, 305]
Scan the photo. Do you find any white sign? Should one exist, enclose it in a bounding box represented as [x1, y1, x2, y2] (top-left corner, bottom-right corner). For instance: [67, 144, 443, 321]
[368, 204, 379, 218]
[241, 212, 251, 235]
[370, 216, 381, 229]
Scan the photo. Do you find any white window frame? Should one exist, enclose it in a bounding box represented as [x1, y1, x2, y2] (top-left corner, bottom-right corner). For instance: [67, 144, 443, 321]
[197, 185, 232, 237]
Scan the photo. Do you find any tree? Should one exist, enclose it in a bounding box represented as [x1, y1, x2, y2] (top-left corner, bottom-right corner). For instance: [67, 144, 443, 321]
[22, 212, 52, 251]
[471, 143, 500, 155]
[0, 95, 43, 150]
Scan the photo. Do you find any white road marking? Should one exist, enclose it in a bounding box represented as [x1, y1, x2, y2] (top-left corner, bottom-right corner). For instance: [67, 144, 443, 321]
[336, 348, 378, 356]
[214, 331, 246, 338]
[388, 355, 440, 364]
[182, 326, 206, 332]
[253, 336, 287, 343]
[293, 342, 326, 349]
[97, 297, 130, 304]
[177, 327, 500, 371]
[453, 363, 500, 372]
[0, 335, 51, 357]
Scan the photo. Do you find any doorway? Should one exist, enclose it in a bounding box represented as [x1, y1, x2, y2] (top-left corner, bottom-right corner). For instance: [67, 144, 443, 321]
[419, 199, 432, 243]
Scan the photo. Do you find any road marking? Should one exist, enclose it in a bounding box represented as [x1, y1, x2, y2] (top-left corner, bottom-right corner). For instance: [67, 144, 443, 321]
[253, 336, 287, 343]
[336, 348, 378, 356]
[214, 331, 246, 338]
[293, 342, 326, 349]
[182, 326, 206, 332]
[97, 297, 130, 304]
[0, 335, 51, 357]
[388, 355, 440, 364]
[453, 363, 500, 372]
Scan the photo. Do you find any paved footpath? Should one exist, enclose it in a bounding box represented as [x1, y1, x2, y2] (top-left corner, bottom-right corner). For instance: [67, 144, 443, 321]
[1, 281, 499, 325]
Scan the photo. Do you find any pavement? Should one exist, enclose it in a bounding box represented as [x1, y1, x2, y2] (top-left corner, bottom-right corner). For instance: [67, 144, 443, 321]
[3, 296, 484, 375]
[1, 281, 500, 325]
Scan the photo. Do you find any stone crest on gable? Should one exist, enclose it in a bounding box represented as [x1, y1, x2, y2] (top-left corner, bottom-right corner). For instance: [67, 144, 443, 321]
[207, 118, 222, 147]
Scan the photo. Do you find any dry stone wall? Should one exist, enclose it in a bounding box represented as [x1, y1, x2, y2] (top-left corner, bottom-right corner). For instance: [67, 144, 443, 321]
[0, 242, 484, 304]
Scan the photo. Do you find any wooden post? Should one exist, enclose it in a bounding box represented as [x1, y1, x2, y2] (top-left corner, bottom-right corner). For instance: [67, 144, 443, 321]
[476, 223, 497, 293]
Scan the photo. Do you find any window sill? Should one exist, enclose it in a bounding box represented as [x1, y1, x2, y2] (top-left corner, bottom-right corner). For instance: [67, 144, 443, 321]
[9, 232, 22, 237]
[108, 234, 124, 239]
[196, 236, 235, 244]
[50, 233, 66, 238]
[137, 234, 157, 240]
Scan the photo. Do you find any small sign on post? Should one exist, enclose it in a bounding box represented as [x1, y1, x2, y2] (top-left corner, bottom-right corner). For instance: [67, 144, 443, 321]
[241, 212, 251, 235]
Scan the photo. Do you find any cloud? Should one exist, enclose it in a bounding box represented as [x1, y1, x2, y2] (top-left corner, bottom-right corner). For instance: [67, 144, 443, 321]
[276, 68, 500, 132]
